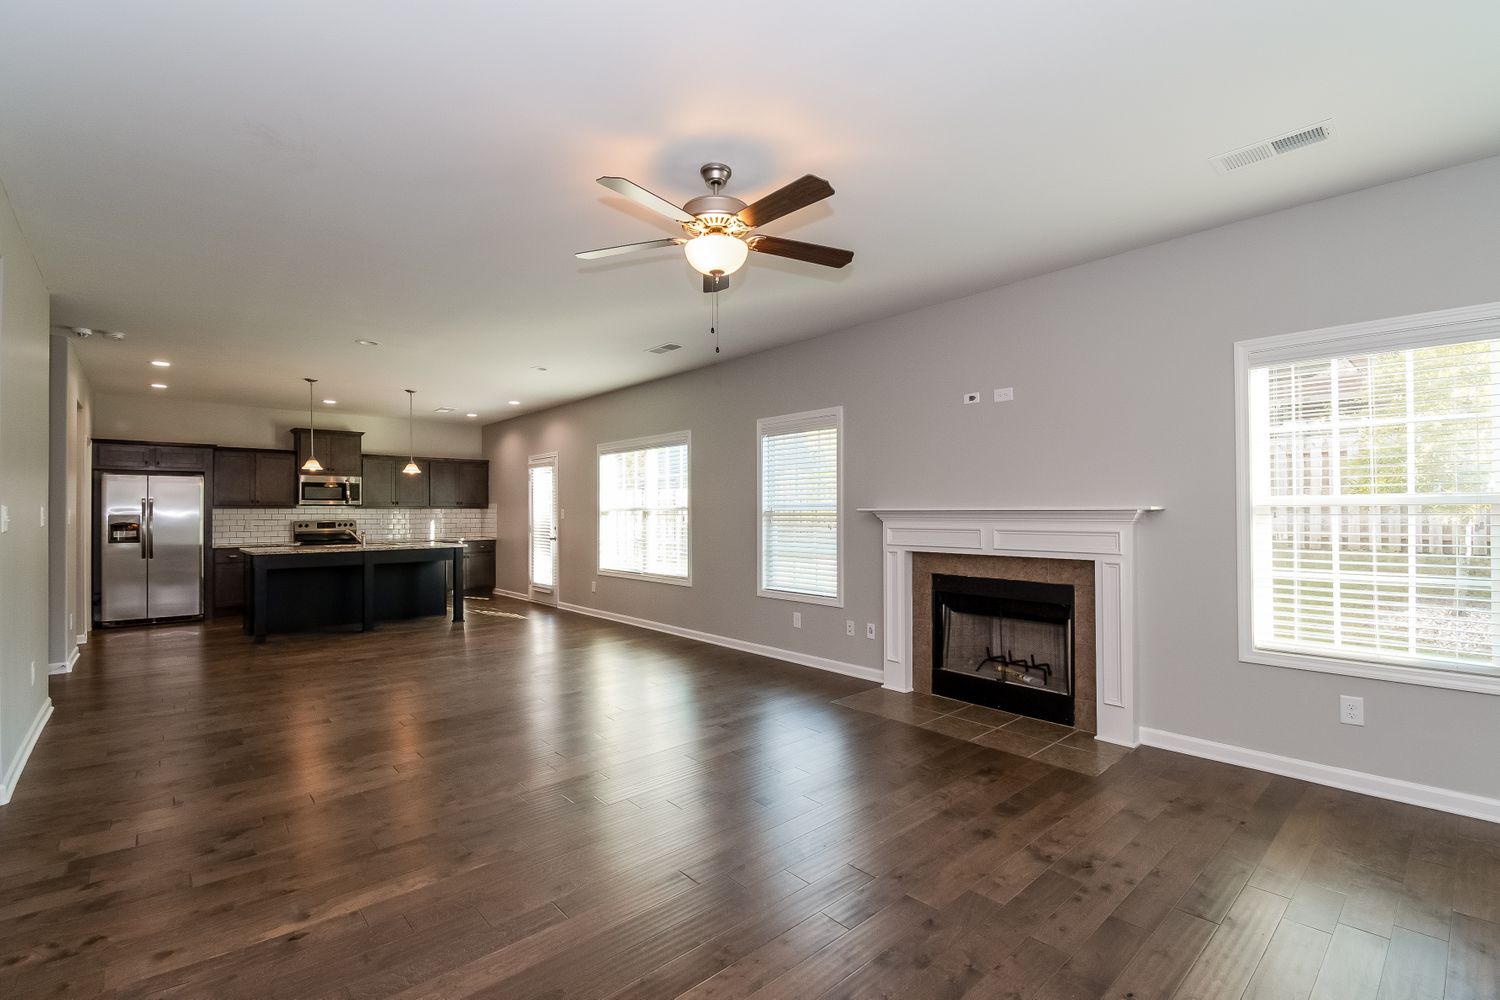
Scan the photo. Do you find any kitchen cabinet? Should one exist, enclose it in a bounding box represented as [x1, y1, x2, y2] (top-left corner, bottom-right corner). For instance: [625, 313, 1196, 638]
[465, 539, 495, 594]
[291, 428, 364, 477]
[426, 459, 491, 508]
[362, 455, 430, 507]
[396, 459, 430, 507]
[95, 440, 212, 472]
[213, 449, 296, 507]
[213, 548, 246, 611]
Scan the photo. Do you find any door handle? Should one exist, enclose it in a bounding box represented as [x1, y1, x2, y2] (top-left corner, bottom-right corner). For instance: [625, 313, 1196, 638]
[146, 497, 155, 559]
[141, 499, 148, 559]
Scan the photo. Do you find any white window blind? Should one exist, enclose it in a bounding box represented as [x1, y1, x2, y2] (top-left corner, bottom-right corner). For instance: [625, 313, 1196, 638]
[1246, 335, 1500, 680]
[597, 432, 690, 583]
[759, 407, 841, 604]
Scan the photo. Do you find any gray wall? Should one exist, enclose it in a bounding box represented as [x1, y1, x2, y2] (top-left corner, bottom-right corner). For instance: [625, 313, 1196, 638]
[92, 391, 484, 458]
[0, 176, 52, 794]
[485, 154, 1500, 801]
[48, 335, 92, 669]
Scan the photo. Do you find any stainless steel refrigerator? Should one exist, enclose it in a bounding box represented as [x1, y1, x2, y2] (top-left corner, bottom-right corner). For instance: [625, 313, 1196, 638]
[99, 473, 205, 624]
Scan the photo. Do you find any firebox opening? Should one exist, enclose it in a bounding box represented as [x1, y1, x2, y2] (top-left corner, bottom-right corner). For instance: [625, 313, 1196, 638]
[931, 574, 1075, 727]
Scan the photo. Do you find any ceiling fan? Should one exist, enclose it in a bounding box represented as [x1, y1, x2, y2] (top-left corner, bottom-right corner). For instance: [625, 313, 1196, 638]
[575, 162, 853, 290]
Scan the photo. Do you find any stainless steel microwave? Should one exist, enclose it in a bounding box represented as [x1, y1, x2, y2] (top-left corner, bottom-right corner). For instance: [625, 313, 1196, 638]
[298, 475, 362, 506]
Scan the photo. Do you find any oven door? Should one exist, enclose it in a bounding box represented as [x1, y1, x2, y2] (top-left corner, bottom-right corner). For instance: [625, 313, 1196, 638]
[299, 476, 359, 505]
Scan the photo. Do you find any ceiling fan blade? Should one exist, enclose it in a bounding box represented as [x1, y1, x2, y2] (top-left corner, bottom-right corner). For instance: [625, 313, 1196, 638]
[737, 174, 835, 228]
[575, 238, 684, 260]
[747, 235, 853, 269]
[596, 176, 695, 224]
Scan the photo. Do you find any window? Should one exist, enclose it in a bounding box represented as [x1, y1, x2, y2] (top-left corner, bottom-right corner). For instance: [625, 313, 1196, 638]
[1236, 303, 1500, 693]
[758, 407, 842, 605]
[597, 431, 690, 585]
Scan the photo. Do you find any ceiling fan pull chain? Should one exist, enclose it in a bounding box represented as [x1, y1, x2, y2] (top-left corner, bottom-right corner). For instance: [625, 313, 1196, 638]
[710, 289, 720, 355]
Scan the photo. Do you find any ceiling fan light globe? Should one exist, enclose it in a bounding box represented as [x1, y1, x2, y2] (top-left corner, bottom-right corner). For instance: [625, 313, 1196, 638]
[684, 233, 748, 276]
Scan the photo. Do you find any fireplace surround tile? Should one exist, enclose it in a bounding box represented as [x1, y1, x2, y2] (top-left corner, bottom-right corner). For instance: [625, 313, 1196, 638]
[911, 552, 1097, 733]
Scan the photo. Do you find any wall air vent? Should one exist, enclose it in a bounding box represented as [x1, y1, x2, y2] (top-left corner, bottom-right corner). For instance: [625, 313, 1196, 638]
[647, 343, 683, 354]
[1212, 119, 1336, 174]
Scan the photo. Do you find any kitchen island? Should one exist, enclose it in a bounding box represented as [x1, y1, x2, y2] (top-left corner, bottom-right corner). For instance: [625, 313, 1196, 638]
[240, 540, 464, 642]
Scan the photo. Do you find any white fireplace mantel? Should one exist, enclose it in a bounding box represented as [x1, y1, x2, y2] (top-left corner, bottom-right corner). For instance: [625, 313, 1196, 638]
[859, 506, 1162, 747]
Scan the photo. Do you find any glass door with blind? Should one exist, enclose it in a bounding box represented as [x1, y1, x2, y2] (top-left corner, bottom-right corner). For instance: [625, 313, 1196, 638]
[528, 454, 558, 600]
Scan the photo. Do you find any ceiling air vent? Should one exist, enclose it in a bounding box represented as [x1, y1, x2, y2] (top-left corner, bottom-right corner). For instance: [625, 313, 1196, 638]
[1211, 120, 1336, 174]
[648, 343, 683, 354]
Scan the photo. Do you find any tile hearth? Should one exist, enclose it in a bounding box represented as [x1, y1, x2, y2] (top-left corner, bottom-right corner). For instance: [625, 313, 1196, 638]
[832, 687, 1131, 776]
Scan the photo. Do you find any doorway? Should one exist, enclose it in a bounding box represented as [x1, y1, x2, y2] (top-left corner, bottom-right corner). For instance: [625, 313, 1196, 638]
[528, 453, 558, 603]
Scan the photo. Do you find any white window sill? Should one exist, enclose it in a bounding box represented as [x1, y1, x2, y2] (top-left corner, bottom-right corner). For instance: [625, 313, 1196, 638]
[758, 587, 844, 609]
[1242, 644, 1500, 696]
[598, 568, 692, 588]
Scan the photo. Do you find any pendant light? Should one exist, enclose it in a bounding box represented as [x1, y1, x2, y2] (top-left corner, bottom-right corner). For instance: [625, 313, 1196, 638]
[402, 389, 421, 476]
[301, 377, 323, 473]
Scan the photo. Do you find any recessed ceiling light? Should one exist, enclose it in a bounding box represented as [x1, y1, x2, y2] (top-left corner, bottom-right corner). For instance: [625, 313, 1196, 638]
[150, 359, 171, 367]
[353, 338, 380, 347]
[150, 383, 168, 390]
[465, 412, 478, 418]
[433, 406, 455, 414]
[508, 400, 521, 406]
[322, 399, 337, 405]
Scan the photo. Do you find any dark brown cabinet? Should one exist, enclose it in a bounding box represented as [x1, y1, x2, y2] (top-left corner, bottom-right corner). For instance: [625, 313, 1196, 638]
[361, 455, 429, 506]
[424, 459, 490, 509]
[362, 455, 397, 507]
[212, 449, 296, 507]
[213, 548, 246, 611]
[396, 459, 430, 507]
[95, 441, 212, 472]
[465, 539, 495, 593]
[291, 429, 363, 477]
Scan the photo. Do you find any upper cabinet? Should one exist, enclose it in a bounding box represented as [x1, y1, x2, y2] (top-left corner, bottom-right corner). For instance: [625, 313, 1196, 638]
[429, 459, 490, 508]
[95, 441, 212, 472]
[364, 455, 488, 508]
[213, 449, 296, 508]
[291, 428, 364, 477]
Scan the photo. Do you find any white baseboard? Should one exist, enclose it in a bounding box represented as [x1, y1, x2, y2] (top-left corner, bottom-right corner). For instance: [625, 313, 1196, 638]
[48, 646, 81, 676]
[75, 632, 87, 646]
[0, 697, 54, 806]
[492, 588, 881, 684]
[1138, 727, 1500, 824]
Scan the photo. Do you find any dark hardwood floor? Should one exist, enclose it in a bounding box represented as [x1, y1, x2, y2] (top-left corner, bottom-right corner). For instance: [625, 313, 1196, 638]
[2, 601, 1497, 998]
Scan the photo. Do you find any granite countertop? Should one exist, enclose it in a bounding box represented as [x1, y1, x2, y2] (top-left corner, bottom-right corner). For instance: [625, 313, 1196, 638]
[238, 540, 466, 556]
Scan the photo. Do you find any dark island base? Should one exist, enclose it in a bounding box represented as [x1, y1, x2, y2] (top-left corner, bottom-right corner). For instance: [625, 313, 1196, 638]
[242, 546, 463, 642]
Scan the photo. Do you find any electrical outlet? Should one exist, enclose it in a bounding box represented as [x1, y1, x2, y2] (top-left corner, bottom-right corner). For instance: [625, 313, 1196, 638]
[1339, 695, 1364, 726]
[962, 391, 980, 405]
[590, 580, 596, 593]
[866, 623, 876, 639]
[993, 387, 1014, 402]
[1, 504, 9, 533]
[792, 612, 802, 629]
[845, 620, 855, 636]
[40, 505, 47, 527]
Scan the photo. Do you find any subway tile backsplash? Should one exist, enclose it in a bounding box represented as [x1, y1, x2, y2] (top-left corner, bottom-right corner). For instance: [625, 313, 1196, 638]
[213, 505, 497, 548]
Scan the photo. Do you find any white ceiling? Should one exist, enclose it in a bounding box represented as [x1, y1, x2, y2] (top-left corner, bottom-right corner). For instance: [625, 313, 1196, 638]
[1, 1, 1498, 421]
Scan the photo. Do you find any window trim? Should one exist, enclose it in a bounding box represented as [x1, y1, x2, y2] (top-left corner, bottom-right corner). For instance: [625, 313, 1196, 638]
[756, 406, 844, 608]
[596, 430, 692, 587]
[1234, 300, 1500, 696]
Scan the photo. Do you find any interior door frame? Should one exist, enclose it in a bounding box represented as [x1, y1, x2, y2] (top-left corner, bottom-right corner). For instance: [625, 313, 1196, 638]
[527, 452, 559, 603]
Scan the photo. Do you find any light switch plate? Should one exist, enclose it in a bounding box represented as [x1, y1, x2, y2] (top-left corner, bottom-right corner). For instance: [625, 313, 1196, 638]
[962, 391, 980, 404]
[0, 505, 9, 533]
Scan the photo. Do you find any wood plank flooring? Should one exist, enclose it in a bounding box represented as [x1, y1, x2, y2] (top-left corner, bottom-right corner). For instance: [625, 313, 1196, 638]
[1, 601, 1496, 998]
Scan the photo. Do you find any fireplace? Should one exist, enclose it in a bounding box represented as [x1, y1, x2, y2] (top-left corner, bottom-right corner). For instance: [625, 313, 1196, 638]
[932, 574, 1075, 726]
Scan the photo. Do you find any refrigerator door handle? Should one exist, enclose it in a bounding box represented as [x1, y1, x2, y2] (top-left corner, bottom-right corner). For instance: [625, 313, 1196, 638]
[146, 497, 155, 559]
[141, 498, 149, 559]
